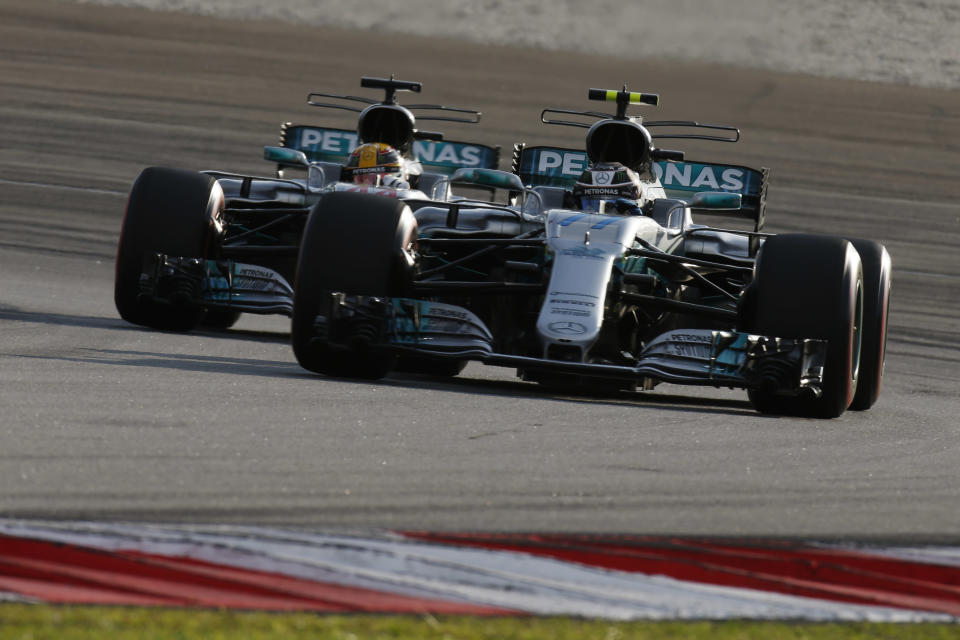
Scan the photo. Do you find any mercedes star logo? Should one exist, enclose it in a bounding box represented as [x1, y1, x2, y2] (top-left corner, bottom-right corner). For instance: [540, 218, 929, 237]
[594, 171, 614, 185]
[548, 321, 588, 336]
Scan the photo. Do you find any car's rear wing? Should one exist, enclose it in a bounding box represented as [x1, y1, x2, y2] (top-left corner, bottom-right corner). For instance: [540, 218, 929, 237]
[278, 124, 500, 176]
[511, 144, 768, 231]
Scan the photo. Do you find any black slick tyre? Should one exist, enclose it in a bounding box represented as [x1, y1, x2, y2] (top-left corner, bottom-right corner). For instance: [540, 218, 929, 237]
[291, 192, 417, 379]
[201, 309, 242, 330]
[395, 356, 468, 378]
[741, 234, 864, 418]
[114, 167, 223, 331]
[846, 238, 891, 411]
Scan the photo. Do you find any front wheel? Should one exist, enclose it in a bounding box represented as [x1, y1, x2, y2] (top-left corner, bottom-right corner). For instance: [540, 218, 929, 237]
[741, 234, 864, 418]
[114, 167, 223, 331]
[291, 192, 417, 379]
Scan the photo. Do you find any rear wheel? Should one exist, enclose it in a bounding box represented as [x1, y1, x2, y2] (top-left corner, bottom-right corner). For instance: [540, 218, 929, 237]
[846, 238, 891, 411]
[291, 192, 417, 379]
[115, 167, 223, 331]
[741, 234, 863, 418]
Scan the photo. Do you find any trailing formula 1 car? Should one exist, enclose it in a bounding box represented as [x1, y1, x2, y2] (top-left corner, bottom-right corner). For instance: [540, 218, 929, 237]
[291, 87, 891, 418]
[114, 76, 499, 332]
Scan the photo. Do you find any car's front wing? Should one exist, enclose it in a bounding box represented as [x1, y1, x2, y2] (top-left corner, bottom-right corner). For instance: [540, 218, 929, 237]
[139, 255, 295, 316]
[314, 294, 827, 395]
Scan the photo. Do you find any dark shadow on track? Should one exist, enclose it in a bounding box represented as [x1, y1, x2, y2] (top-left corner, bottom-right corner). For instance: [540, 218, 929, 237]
[287, 369, 760, 418]
[0, 306, 123, 331]
[9, 348, 298, 377]
[0, 306, 290, 344]
[1, 305, 756, 416]
[397, 372, 759, 417]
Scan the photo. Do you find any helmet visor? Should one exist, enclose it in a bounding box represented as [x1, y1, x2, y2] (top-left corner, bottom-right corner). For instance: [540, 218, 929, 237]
[354, 172, 383, 186]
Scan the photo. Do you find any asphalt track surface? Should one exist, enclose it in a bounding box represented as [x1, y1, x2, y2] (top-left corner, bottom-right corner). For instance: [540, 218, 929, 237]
[1, 0, 958, 539]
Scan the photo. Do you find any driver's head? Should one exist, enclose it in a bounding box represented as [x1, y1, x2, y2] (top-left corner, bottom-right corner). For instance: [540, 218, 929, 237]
[572, 162, 642, 213]
[344, 143, 406, 186]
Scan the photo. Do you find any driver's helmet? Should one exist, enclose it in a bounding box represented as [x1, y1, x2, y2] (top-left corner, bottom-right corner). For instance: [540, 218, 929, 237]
[343, 142, 407, 187]
[572, 162, 643, 214]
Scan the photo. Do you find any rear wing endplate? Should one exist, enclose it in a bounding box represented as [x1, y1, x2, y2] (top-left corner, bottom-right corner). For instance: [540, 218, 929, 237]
[511, 144, 768, 231]
[278, 124, 500, 176]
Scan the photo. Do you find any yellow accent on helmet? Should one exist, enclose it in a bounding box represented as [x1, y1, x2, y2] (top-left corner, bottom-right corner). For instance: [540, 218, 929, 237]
[345, 142, 406, 185]
[348, 142, 400, 169]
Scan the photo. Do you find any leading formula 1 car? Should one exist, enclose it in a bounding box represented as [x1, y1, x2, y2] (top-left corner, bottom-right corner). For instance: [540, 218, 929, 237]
[114, 76, 499, 332]
[290, 87, 891, 418]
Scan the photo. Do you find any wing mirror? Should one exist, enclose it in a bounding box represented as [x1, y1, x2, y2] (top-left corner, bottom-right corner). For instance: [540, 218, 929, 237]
[264, 146, 308, 167]
[450, 168, 526, 191]
[661, 191, 744, 231]
[447, 168, 542, 215]
[687, 191, 742, 210]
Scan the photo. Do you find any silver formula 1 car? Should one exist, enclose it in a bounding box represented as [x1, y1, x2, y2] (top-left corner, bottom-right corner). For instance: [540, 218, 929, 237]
[114, 76, 498, 331]
[290, 87, 891, 418]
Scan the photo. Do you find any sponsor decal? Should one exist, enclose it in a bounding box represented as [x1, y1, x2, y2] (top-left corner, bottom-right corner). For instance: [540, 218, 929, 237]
[300, 128, 358, 154]
[671, 345, 710, 358]
[582, 186, 623, 196]
[520, 147, 756, 195]
[559, 247, 606, 260]
[593, 170, 614, 185]
[549, 299, 596, 307]
[652, 163, 745, 191]
[237, 267, 275, 279]
[202, 263, 292, 299]
[414, 141, 483, 167]
[535, 149, 589, 176]
[290, 126, 496, 171]
[672, 333, 715, 344]
[665, 333, 715, 358]
[234, 278, 280, 292]
[388, 300, 493, 344]
[235, 266, 289, 293]
[548, 321, 588, 335]
[350, 166, 389, 175]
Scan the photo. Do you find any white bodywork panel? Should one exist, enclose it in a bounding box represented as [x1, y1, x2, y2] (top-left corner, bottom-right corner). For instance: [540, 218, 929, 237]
[536, 210, 662, 358]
